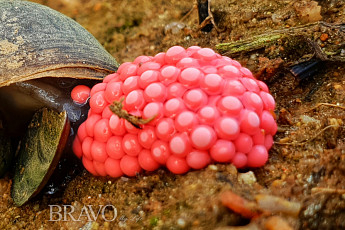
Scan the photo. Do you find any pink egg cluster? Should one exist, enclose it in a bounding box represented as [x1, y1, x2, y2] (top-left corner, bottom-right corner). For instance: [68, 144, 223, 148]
[71, 46, 277, 177]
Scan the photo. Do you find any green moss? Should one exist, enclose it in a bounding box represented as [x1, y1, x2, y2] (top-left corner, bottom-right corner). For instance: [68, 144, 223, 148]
[150, 216, 159, 226]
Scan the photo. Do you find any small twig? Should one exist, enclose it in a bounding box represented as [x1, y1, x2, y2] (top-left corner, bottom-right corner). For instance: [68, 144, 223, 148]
[180, 1, 197, 22]
[275, 124, 339, 146]
[311, 187, 345, 195]
[109, 98, 156, 129]
[199, 15, 212, 30]
[207, 0, 220, 32]
[197, 0, 220, 32]
[215, 22, 345, 62]
[216, 33, 284, 54]
[308, 102, 345, 112]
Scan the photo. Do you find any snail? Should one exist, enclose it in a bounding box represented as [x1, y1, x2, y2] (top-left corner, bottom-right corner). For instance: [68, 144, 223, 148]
[0, 0, 118, 205]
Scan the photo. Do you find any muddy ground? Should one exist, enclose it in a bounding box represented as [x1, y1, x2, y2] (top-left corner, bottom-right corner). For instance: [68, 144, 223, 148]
[1, 0, 345, 229]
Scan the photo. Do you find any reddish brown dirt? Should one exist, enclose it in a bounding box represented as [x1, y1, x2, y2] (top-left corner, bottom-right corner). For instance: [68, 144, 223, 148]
[1, 0, 345, 229]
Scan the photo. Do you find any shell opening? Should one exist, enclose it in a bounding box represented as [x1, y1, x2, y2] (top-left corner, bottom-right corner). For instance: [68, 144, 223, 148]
[0, 77, 98, 137]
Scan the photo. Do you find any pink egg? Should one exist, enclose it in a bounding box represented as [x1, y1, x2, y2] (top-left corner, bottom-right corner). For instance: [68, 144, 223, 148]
[247, 145, 268, 167]
[139, 70, 160, 88]
[190, 125, 216, 150]
[200, 73, 223, 94]
[138, 149, 160, 171]
[90, 83, 107, 96]
[166, 155, 190, 174]
[152, 52, 166, 64]
[151, 140, 170, 164]
[104, 81, 123, 103]
[240, 67, 255, 79]
[234, 133, 253, 154]
[239, 110, 261, 135]
[175, 111, 198, 132]
[210, 140, 236, 162]
[165, 46, 187, 64]
[214, 117, 240, 140]
[222, 79, 245, 96]
[85, 114, 101, 137]
[197, 106, 220, 125]
[120, 155, 142, 177]
[89, 91, 107, 114]
[160, 65, 180, 85]
[124, 89, 145, 110]
[217, 96, 243, 116]
[260, 110, 278, 135]
[106, 136, 125, 159]
[109, 114, 126, 136]
[122, 134, 142, 156]
[183, 89, 208, 111]
[105, 158, 123, 177]
[241, 92, 263, 114]
[82, 137, 93, 160]
[103, 73, 119, 83]
[144, 82, 167, 102]
[94, 119, 112, 143]
[122, 76, 140, 94]
[142, 102, 164, 125]
[71, 85, 90, 104]
[232, 153, 247, 168]
[91, 140, 107, 163]
[82, 157, 99, 176]
[186, 150, 211, 169]
[186, 46, 201, 55]
[77, 122, 88, 142]
[138, 126, 157, 149]
[169, 132, 192, 158]
[176, 57, 200, 69]
[166, 83, 187, 99]
[72, 136, 82, 159]
[195, 48, 216, 61]
[93, 161, 107, 176]
[119, 63, 138, 81]
[155, 118, 176, 141]
[264, 134, 274, 150]
[260, 91, 276, 111]
[179, 67, 203, 88]
[137, 62, 161, 75]
[101, 106, 113, 119]
[218, 65, 241, 79]
[240, 77, 259, 92]
[164, 98, 186, 118]
[133, 55, 153, 65]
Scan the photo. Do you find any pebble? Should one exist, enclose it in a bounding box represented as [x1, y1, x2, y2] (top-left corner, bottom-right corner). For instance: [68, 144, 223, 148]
[177, 218, 186, 228]
[238, 171, 257, 185]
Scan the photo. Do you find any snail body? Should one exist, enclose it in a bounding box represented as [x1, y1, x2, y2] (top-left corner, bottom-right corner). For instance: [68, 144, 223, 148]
[0, 0, 118, 205]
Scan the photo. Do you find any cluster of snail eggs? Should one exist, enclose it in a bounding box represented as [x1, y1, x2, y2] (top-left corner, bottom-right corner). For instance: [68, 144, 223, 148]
[71, 46, 277, 177]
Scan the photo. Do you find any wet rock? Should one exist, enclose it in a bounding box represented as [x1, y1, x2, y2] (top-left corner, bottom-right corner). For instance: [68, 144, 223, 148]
[238, 171, 257, 186]
[294, 1, 322, 23]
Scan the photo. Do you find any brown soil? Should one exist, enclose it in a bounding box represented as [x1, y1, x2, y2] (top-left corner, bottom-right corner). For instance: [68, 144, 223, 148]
[1, 0, 345, 229]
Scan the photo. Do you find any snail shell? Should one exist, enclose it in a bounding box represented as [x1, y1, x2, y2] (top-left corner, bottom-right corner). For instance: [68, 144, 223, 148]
[0, 0, 118, 87]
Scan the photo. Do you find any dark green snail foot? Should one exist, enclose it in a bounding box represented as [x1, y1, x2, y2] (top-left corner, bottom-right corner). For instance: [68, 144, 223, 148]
[11, 108, 69, 206]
